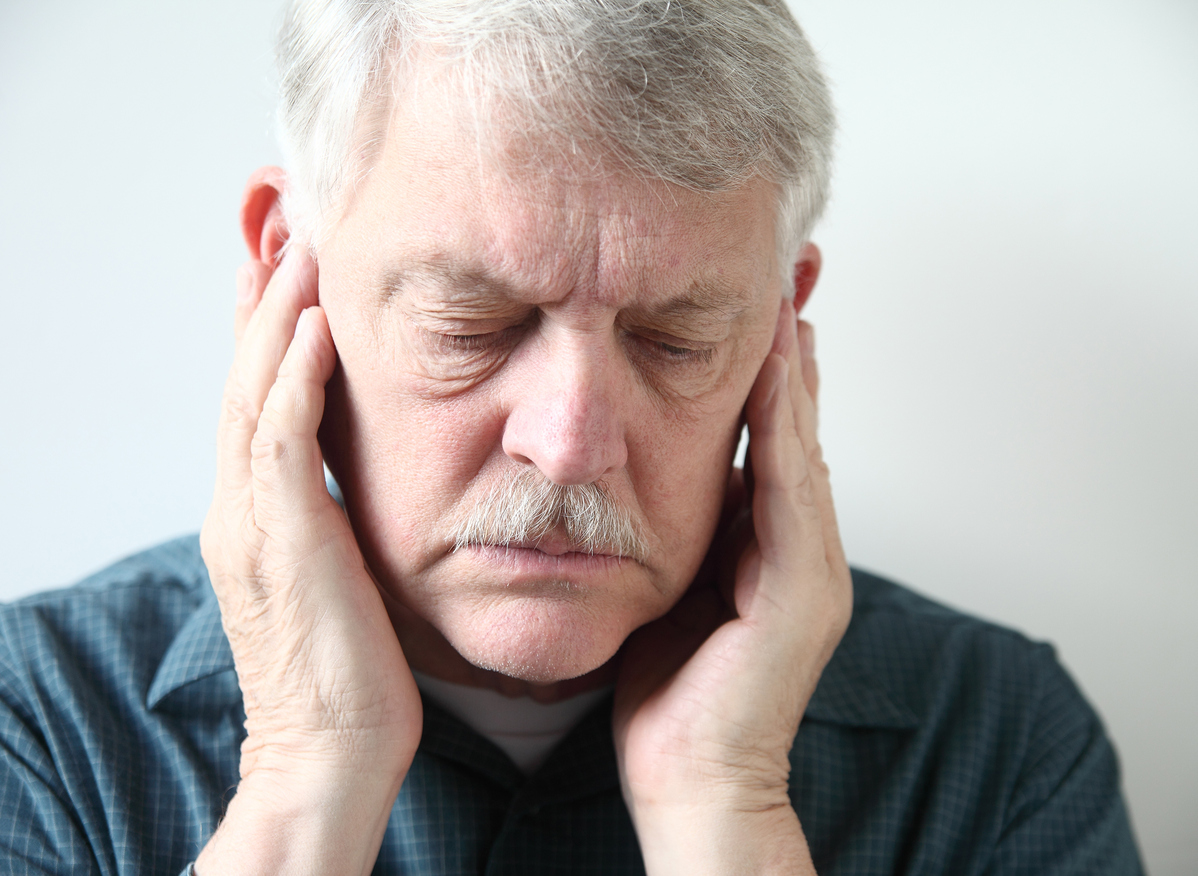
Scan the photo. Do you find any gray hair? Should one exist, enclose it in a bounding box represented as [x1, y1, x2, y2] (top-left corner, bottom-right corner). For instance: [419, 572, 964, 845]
[276, 0, 835, 283]
[450, 468, 649, 563]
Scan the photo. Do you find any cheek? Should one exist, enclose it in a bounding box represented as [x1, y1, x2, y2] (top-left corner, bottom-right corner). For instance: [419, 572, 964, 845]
[323, 278, 500, 476]
[627, 391, 743, 584]
[322, 307, 508, 571]
[627, 323, 773, 578]
[350, 380, 503, 506]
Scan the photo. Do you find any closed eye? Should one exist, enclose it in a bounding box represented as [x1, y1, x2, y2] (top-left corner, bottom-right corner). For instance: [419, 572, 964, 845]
[627, 331, 716, 366]
[427, 326, 523, 355]
[655, 340, 713, 362]
[437, 331, 505, 350]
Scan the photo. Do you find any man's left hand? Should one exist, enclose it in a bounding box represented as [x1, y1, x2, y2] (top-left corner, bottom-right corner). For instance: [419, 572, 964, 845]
[613, 298, 852, 875]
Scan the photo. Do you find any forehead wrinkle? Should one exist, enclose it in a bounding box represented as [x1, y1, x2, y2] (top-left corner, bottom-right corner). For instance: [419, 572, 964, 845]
[631, 277, 757, 327]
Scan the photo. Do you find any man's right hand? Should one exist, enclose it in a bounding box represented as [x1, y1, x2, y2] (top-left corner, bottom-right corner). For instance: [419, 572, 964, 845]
[195, 252, 422, 876]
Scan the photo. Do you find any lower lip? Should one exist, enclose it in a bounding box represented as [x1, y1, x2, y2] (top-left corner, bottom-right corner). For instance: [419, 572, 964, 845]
[461, 544, 628, 576]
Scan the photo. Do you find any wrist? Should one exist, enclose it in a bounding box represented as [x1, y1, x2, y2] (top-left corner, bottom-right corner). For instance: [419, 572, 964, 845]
[236, 722, 418, 779]
[195, 754, 410, 876]
[632, 800, 813, 876]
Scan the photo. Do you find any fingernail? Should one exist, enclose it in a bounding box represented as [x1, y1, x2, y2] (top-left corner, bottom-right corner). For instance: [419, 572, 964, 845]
[236, 265, 252, 303]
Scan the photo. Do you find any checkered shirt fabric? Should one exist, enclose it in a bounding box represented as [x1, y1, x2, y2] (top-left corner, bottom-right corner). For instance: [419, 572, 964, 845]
[0, 536, 1143, 874]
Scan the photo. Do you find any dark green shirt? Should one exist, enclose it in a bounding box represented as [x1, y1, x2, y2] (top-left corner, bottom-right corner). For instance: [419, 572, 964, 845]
[0, 536, 1142, 874]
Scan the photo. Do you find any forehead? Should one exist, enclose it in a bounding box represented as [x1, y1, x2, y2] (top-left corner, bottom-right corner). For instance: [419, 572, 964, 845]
[330, 72, 781, 312]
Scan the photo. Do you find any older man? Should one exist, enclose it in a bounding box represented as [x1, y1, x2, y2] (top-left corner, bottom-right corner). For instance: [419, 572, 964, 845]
[0, 1, 1141, 874]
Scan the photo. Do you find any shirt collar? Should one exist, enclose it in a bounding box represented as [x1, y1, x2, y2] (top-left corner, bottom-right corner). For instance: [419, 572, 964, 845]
[804, 638, 920, 729]
[143, 561, 918, 729]
[420, 638, 919, 807]
[146, 580, 236, 712]
[418, 693, 620, 800]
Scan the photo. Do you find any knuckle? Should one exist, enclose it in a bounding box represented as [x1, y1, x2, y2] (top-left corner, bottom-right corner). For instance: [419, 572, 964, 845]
[790, 468, 818, 507]
[250, 428, 291, 470]
[200, 507, 236, 571]
[807, 444, 830, 479]
[198, 520, 218, 567]
[200, 504, 258, 571]
[249, 411, 323, 483]
[220, 386, 261, 433]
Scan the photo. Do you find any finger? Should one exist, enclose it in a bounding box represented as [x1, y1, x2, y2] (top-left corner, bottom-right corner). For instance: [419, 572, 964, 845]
[772, 298, 810, 438]
[747, 311, 796, 508]
[797, 320, 819, 419]
[250, 306, 338, 527]
[776, 307, 846, 574]
[767, 298, 822, 489]
[744, 353, 822, 576]
[234, 260, 274, 345]
[216, 249, 319, 499]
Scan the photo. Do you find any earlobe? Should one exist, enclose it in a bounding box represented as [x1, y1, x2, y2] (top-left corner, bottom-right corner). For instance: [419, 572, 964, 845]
[791, 242, 822, 313]
[240, 166, 290, 266]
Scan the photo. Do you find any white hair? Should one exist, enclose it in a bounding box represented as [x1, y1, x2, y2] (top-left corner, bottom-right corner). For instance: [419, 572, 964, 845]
[275, 0, 836, 284]
[449, 468, 649, 563]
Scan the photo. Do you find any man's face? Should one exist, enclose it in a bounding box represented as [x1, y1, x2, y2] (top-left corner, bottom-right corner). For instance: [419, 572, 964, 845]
[316, 78, 784, 684]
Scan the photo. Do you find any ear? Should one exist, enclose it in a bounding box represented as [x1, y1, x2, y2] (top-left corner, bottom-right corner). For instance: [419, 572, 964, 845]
[240, 166, 290, 267]
[791, 242, 822, 313]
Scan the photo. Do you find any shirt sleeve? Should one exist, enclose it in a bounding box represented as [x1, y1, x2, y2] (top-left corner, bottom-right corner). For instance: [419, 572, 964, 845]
[0, 666, 102, 876]
[986, 644, 1144, 876]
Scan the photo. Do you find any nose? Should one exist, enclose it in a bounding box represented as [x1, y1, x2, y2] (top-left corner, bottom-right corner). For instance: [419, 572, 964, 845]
[501, 336, 628, 486]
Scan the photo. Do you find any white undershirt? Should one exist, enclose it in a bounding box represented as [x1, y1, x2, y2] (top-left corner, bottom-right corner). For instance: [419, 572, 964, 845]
[413, 671, 612, 774]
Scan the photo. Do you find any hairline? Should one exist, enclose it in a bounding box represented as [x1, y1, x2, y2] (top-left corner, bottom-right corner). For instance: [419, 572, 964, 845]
[278, 4, 830, 296]
[300, 72, 800, 299]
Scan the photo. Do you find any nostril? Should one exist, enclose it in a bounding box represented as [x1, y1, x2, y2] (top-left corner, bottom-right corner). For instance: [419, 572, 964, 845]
[506, 450, 534, 467]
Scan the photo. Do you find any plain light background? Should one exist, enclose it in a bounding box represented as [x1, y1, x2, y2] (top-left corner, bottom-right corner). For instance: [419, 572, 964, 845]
[1, 0, 1194, 871]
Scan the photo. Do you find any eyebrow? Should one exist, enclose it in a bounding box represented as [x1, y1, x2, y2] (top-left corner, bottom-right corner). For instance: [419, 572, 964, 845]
[382, 258, 520, 305]
[383, 256, 757, 322]
[641, 279, 756, 324]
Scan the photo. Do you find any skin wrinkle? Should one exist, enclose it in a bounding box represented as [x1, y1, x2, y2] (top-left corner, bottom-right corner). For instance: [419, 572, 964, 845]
[396, 320, 727, 411]
[381, 258, 759, 339]
[281, 3, 834, 275]
[315, 71, 783, 687]
[192, 11, 847, 868]
[380, 253, 763, 411]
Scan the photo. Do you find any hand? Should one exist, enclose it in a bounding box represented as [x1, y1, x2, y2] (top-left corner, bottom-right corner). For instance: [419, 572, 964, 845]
[613, 298, 852, 875]
[195, 254, 422, 876]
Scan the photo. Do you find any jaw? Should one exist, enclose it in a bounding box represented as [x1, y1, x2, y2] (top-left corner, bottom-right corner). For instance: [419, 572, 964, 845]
[376, 574, 632, 696]
[404, 550, 678, 686]
[441, 596, 616, 685]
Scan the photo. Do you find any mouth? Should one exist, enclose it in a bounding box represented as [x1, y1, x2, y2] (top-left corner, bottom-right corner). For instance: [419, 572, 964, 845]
[454, 535, 632, 577]
[453, 523, 636, 559]
[504, 530, 609, 557]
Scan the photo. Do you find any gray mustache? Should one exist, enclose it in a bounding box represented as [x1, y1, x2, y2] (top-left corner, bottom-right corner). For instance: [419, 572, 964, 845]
[450, 469, 649, 563]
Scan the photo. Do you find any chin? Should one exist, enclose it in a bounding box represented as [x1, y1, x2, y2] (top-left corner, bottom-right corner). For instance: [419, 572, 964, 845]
[441, 596, 630, 684]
